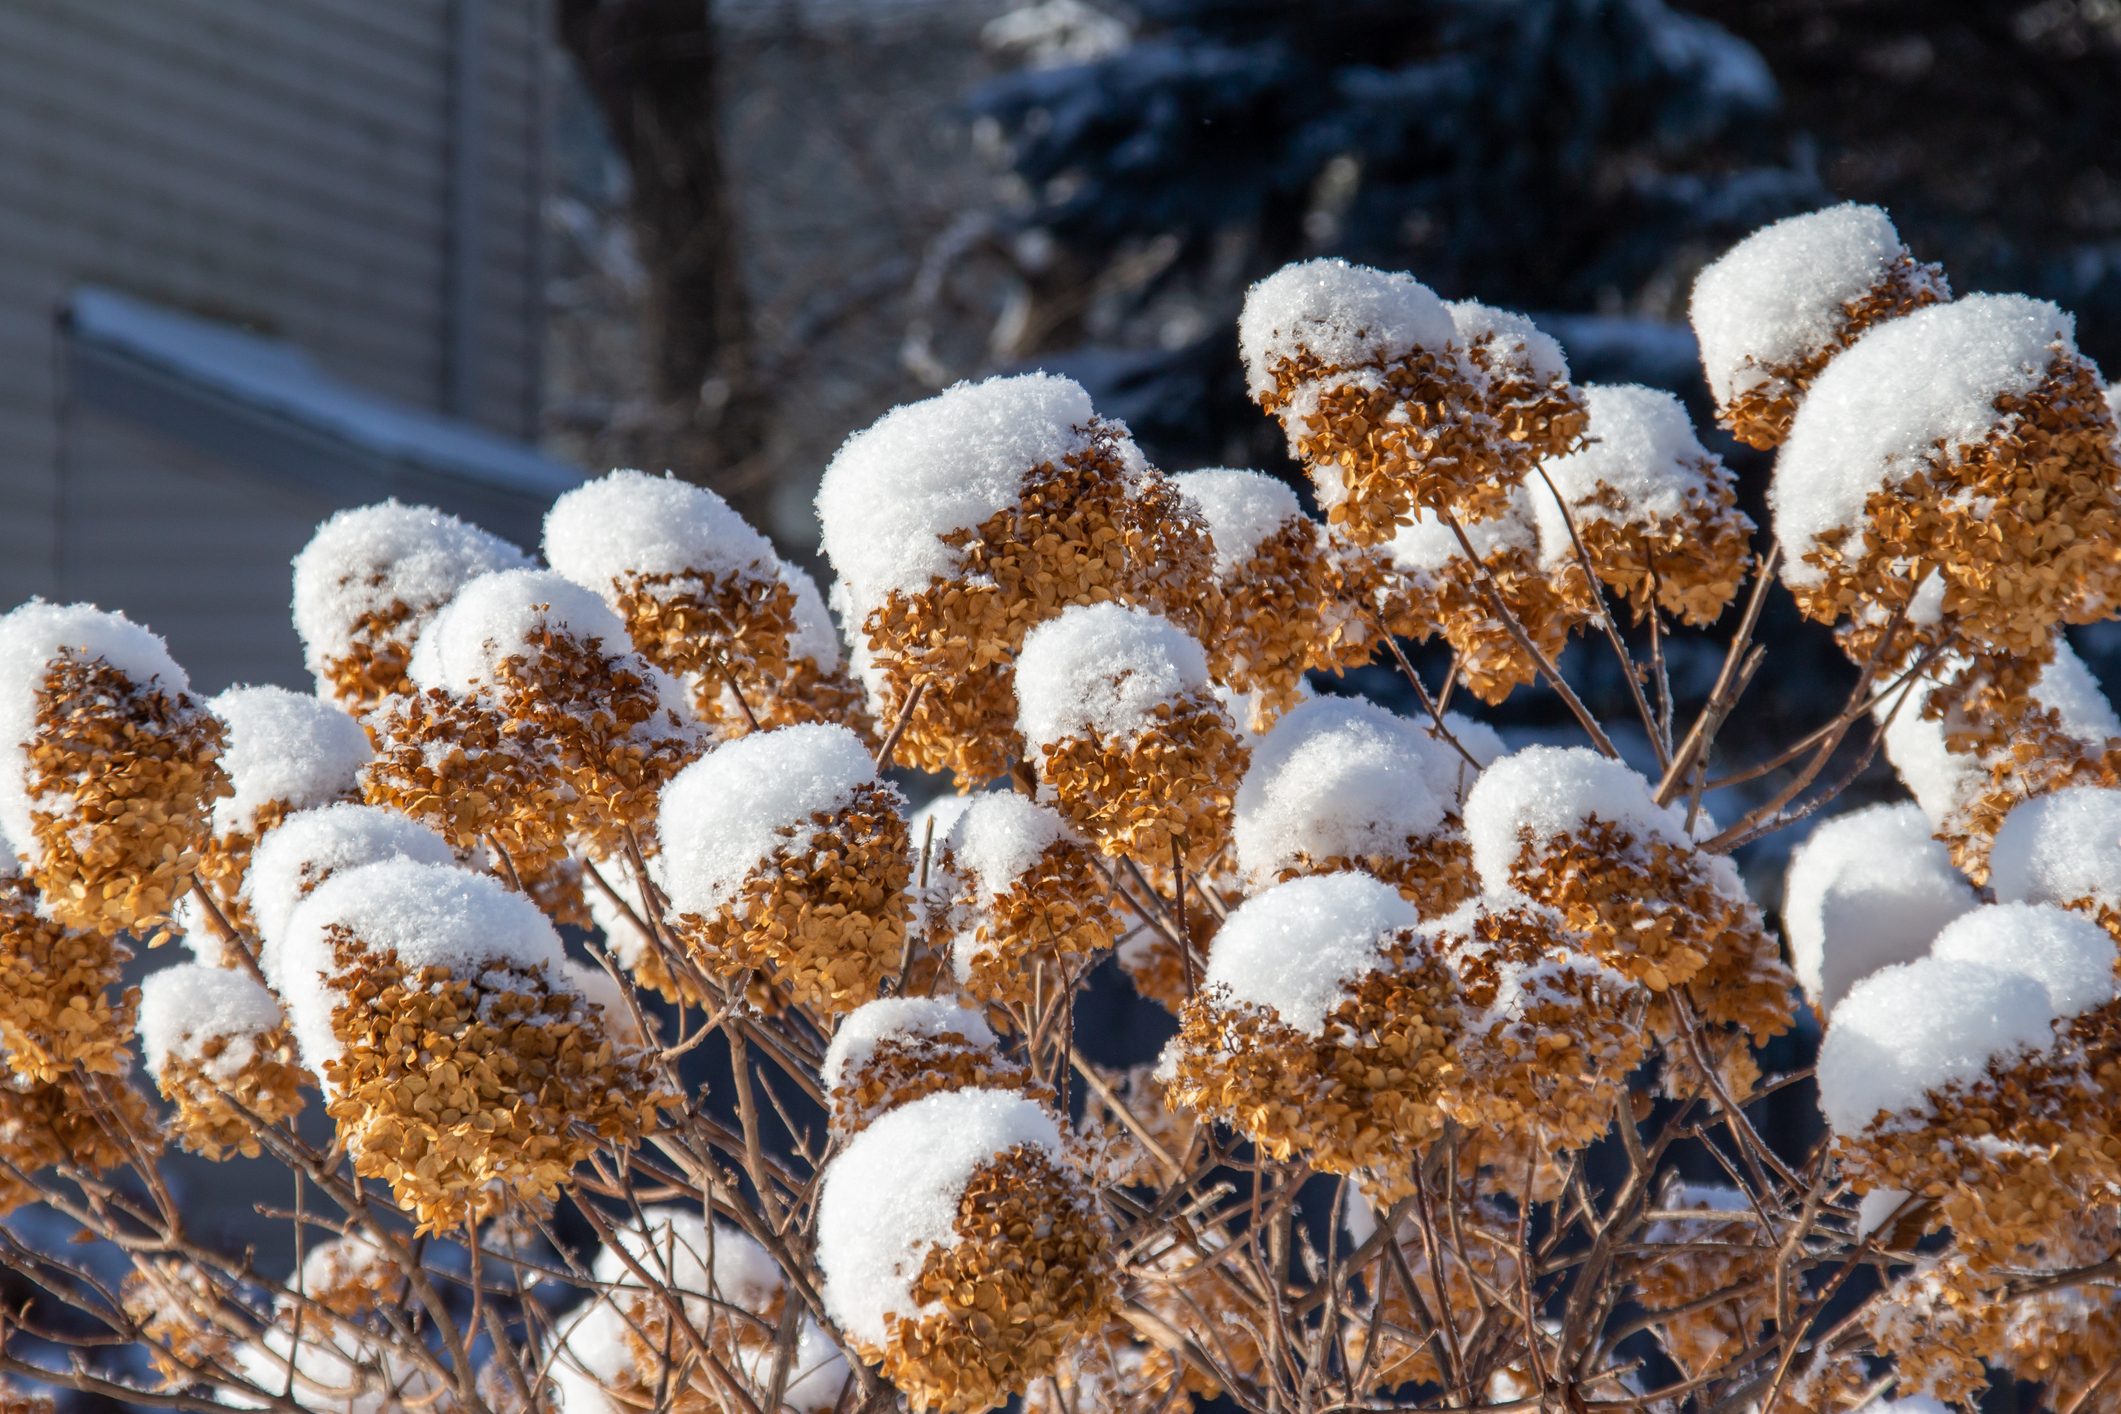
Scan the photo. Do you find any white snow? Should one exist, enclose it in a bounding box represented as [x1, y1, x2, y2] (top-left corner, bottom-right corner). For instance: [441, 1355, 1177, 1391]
[1530, 384, 1724, 563]
[1690, 204, 1931, 404]
[207, 686, 373, 835]
[817, 1086, 1069, 1348]
[406, 568, 634, 692]
[1169, 468, 1305, 577]
[1992, 785, 2121, 915]
[737, 1315, 851, 1413]
[1926, 902, 2117, 1019]
[1429, 711, 1503, 805]
[592, 1205, 785, 1322]
[1462, 745, 1688, 887]
[940, 790, 1075, 903]
[1446, 301, 1569, 385]
[1773, 294, 2073, 588]
[1233, 696, 1451, 885]
[244, 804, 459, 975]
[1375, 484, 1539, 584]
[1014, 602, 1213, 748]
[657, 724, 888, 916]
[0, 601, 192, 871]
[1817, 955, 2059, 1132]
[782, 560, 847, 670]
[816, 373, 1100, 612]
[1238, 259, 1455, 399]
[138, 961, 287, 1081]
[1782, 802, 1976, 1012]
[277, 858, 573, 1073]
[290, 501, 528, 688]
[543, 470, 780, 607]
[819, 996, 1000, 1094]
[1200, 871, 1420, 1036]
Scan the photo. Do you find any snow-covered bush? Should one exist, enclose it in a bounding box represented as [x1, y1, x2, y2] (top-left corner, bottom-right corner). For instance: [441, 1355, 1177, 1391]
[2, 208, 2119, 1412]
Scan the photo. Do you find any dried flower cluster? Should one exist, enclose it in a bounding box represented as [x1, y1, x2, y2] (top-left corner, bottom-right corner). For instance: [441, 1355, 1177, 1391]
[4, 202, 2121, 1414]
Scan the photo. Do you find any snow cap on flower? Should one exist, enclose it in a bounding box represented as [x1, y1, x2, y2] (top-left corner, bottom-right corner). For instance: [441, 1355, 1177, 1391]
[1783, 802, 1977, 1011]
[1202, 872, 1420, 1037]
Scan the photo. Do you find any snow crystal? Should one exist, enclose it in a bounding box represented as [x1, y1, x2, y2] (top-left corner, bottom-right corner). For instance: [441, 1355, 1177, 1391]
[1927, 902, 2116, 1020]
[406, 568, 633, 692]
[1169, 468, 1304, 577]
[658, 723, 886, 916]
[290, 501, 528, 688]
[1530, 384, 1717, 563]
[1690, 203, 1927, 405]
[1773, 294, 2073, 587]
[0, 601, 190, 870]
[244, 804, 458, 971]
[941, 790, 1075, 903]
[1233, 696, 1451, 885]
[820, 996, 1000, 1094]
[138, 961, 285, 1081]
[1014, 602, 1212, 748]
[1992, 785, 2121, 915]
[816, 373, 1099, 612]
[207, 686, 372, 835]
[543, 469, 779, 607]
[1238, 259, 1454, 400]
[277, 858, 571, 1072]
[1782, 802, 1976, 1012]
[1201, 871, 1419, 1036]
[818, 1087, 1067, 1348]
[1462, 745, 1688, 887]
[1817, 955, 2058, 1133]
[1446, 301, 1569, 385]
[593, 1205, 784, 1319]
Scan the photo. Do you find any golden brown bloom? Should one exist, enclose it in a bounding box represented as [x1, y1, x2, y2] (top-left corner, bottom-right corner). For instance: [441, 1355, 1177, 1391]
[0, 1071, 155, 1215]
[0, 848, 135, 1084]
[821, 997, 1045, 1139]
[1016, 603, 1248, 870]
[0, 603, 230, 938]
[932, 790, 1118, 1008]
[291, 501, 530, 717]
[1167, 873, 1459, 1190]
[1692, 203, 1949, 450]
[659, 724, 912, 1016]
[1533, 384, 1753, 627]
[818, 1088, 1114, 1413]
[278, 859, 672, 1231]
[125, 1256, 247, 1386]
[818, 374, 1219, 785]
[140, 962, 307, 1160]
[1629, 1180, 1775, 1379]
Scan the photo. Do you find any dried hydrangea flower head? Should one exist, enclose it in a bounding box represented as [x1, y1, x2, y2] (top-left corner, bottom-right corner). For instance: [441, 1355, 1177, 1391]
[1239, 259, 1502, 541]
[658, 723, 912, 1015]
[1773, 294, 2121, 662]
[1168, 872, 1460, 1189]
[1169, 468, 1361, 723]
[297, 1232, 403, 1318]
[1783, 802, 1978, 1015]
[1354, 486, 1585, 703]
[192, 686, 371, 937]
[1533, 383, 1754, 625]
[1447, 301, 1588, 461]
[932, 790, 1117, 1007]
[139, 961, 305, 1159]
[0, 601, 229, 937]
[1693, 203, 1949, 449]
[1879, 641, 2121, 880]
[1819, 904, 2119, 1265]
[0, 1068, 154, 1217]
[291, 500, 530, 715]
[366, 568, 702, 917]
[279, 857, 673, 1230]
[1991, 786, 2121, 942]
[818, 1087, 1113, 1413]
[1232, 695, 1475, 916]
[727, 559, 873, 737]
[1428, 892, 1647, 1165]
[543, 469, 799, 724]
[1014, 602, 1248, 869]
[1630, 1181, 1774, 1378]
[240, 802, 456, 990]
[0, 825, 136, 1085]
[230, 1276, 443, 1414]
[820, 997, 1042, 1138]
[1464, 745, 1768, 997]
[818, 373, 1216, 784]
